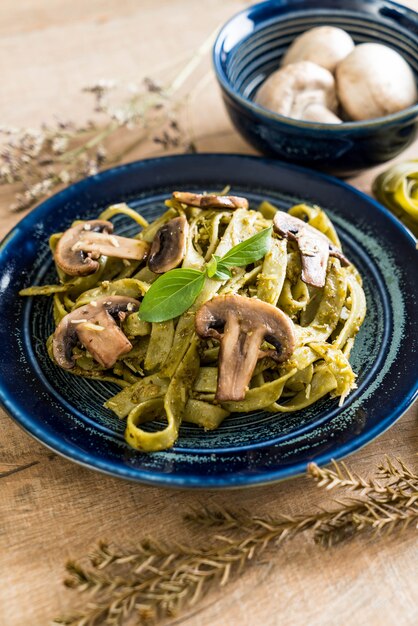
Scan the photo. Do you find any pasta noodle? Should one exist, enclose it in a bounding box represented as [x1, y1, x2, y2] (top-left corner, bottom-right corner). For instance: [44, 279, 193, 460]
[21, 197, 367, 452]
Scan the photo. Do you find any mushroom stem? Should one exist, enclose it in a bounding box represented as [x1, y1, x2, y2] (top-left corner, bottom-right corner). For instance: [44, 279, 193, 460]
[217, 319, 264, 402]
[74, 232, 150, 261]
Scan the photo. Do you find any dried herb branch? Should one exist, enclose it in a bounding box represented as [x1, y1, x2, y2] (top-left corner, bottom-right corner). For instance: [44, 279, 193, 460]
[308, 459, 418, 546]
[309, 457, 418, 497]
[56, 457, 418, 626]
[58, 519, 316, 626]
[0, 27, 218, 214]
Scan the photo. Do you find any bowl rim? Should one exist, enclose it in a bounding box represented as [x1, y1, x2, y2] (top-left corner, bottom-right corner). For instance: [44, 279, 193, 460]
[213, 0, 418, 132]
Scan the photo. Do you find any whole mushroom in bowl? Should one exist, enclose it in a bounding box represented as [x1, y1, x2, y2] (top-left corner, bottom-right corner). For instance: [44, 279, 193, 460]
[255, 61, 342, 124]
[336, 43, 418, 121]
[282, 26, 355, 73]
[254, 26, 417, 124]
[213, 0, 418, 173]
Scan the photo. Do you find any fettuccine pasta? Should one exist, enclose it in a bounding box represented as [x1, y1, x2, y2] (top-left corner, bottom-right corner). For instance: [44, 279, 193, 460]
[21, 193, 366, 452]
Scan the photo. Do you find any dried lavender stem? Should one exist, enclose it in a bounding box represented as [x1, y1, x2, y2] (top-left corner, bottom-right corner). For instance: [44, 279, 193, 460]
[58, 124, 117, 163]
[167, 25, 220, 96]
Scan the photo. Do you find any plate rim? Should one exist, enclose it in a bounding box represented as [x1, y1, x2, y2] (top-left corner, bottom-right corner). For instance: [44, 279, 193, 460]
[0, 153, 417, 489]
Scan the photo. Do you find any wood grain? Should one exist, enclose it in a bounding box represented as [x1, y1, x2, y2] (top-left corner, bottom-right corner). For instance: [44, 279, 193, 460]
[0, 2, 417, 625]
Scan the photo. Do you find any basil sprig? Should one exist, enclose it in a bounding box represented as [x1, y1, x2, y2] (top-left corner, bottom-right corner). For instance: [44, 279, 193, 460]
[138, 269, 205, 323]
[139, 226, 272, 322]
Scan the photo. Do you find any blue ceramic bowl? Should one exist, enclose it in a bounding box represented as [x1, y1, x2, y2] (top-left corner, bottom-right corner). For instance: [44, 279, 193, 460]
[213, 0, 418, 176]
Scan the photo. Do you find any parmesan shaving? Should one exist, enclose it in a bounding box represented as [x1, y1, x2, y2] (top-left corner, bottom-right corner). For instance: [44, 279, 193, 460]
[79, 322, 105, 331]
[109, 235, 120, 248]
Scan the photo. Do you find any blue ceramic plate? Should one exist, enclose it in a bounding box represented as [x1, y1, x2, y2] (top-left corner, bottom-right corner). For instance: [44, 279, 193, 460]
[0, 154, 417, 488]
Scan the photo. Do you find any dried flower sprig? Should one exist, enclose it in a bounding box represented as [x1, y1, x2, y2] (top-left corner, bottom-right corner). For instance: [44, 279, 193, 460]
[0, 28, 217, 213]
[55, 457, 418, 626]
[308, 459, 418, 546]
[309, 457, 418, 497]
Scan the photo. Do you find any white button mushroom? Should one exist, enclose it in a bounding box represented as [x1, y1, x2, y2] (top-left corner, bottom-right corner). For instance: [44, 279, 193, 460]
[255, 61, 342, 124]
[336, 43, 418, 121]
[301, 103, 342, 124]
[282, 26, 355, 73]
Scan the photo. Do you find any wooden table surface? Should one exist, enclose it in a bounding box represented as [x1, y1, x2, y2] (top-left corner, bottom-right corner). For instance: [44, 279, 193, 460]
[0, 2, 417, 625]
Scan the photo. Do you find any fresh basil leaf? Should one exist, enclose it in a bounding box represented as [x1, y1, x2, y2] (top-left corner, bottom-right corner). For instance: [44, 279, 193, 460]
[138, 228, 273, 321]
[205, 254, 233, 281]
[206, 255, 219, 278]
[138, 268, 205, 322]
[206, 255, 232, 281]
[212, 266, 232, 281]
[218, 226, 272, 268]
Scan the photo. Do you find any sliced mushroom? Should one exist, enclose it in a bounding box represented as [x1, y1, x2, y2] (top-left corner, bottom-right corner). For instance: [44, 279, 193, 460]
[172, 191, 249, 210]
[195, 294, 295, 402]
[273, 212, 349, 288]
[54, 220, 113, 276]
[148, 216, 189, 273]
[255, 61, 341, 124]
[52, 295, 140, 370]
[54, 220, 150, 277]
